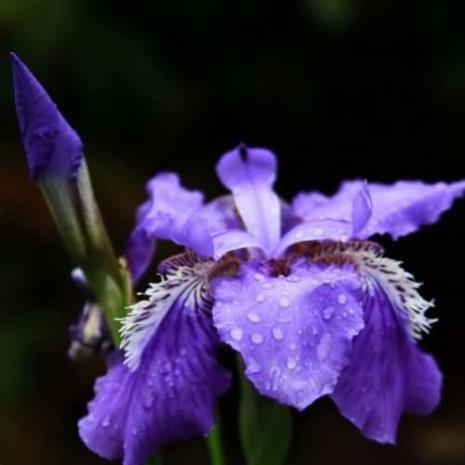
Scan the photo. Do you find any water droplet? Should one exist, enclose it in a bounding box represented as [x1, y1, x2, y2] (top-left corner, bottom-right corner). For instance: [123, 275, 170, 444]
[262, 282, 273, 290]
[230, 328, 243, 341]
[144, 393, 154, 408]
[286, 356, 297, 370]
[316, 333, 331, 361]
[314, 227, 324, 236]
[159, 361, 171, 374]
[247, 311, 261, 323]
[322, 306, 335, 320]
[338, 293, 347, 305]
[254, 273, 264, 282]
[251, 333, 264, 344]
[272, 327, 284, 340]
[279, 297, 290, 308]
[102, 416, 110, 428]
[256, 293, 265, 302]
[248, 357, 262, 373]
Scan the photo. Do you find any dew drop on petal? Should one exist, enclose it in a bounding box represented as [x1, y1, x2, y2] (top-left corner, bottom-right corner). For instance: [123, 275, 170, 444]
[316, 333, 331, 361]
[144, 393, 154, 408]
[262, 282, 273, 290]
[256, 293, 265, 302]
[272, 326, 284, 341]
[247, 311, 261, 323]
[248, 357, 262, 373]
[279, 297, 290, 308]
[230, 328, 243, 341]
[254, 273, 264, 282]
[322, 306, 335, 320]
[102, 416, 110, 428]
[251, 333, 264, 344]
[338, 293, 347, 305]
[286, 356, 297, 370]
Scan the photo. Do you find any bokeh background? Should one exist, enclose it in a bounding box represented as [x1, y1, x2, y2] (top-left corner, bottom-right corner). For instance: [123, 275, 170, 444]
[1, 0, 465, 464]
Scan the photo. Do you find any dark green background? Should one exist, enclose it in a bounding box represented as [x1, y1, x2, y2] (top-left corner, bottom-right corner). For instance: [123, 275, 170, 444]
[1, 0, 465, 464]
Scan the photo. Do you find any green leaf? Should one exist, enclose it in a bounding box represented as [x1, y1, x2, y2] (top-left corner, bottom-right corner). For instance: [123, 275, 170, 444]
[239, 374, 292, 465]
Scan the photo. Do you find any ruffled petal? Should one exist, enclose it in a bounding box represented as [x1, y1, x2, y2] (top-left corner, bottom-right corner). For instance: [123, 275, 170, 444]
[216, 145, 281, 254]
[212, 262, 364, 410]
[293, 180, 465, 240]
[138, 172, 204, 241]
[79, 253, 230, 465]
[351, 182, 372, 237]
[331, 284, 442, 444]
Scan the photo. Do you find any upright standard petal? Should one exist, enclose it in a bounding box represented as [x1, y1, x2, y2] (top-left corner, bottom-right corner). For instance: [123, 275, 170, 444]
[351, 182, 372, 237]
[216, 145, 281, 254]
[10, 53, 83, 180]
[79, 253, 230, 465]
[212, 262, 364, 410]
[293, 180, 465, 240]
[331, 284, 442, 444]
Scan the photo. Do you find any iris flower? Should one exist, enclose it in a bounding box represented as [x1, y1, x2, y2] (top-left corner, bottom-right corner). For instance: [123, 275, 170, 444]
[10, 51, 464, 465]
[77, 146, 464, 465]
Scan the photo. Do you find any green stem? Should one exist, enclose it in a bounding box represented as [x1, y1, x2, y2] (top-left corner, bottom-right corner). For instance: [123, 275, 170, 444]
[207, 420, 226, 465]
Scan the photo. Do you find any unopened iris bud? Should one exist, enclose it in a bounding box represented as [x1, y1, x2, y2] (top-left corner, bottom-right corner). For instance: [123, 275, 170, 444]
[10, 52, 83, 181]
[11, 53, 131, 343]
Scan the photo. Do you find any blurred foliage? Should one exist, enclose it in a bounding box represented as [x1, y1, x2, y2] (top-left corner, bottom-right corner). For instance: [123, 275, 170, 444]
[1, 0, 465, 464]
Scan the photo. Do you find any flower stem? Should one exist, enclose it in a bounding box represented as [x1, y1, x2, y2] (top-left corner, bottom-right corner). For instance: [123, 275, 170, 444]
[207, 418, 226, 465]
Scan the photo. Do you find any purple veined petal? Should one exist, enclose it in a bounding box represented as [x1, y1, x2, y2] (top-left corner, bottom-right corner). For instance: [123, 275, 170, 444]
[352, 181, 372, 237]
[216, 145, 281, 255]
[10, 53, 83, 181]
[79, 253, 230, 465]
[198, 195, 241, 233]
[212, 261, 364, 410]
[211, 229, 264, 260]
[139, 172, 204, 241]
[293, 179, 465, 240]
[274, 219, 352, 257]
[331, 283, 442, 444]
[125, 227, 156, 285]
[131, 172, 213, 258]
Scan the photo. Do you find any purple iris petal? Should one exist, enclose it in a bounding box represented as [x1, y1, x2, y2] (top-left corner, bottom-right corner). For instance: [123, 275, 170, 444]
[212, 229, 263, 259]
[79, 261, 230, 465]
[216, 145, 281, 255]
[212, 262, 364, 410]
[10, 53, 83, 181]
[351, 182, 372, 237]
[138, 172, 204, 242]
[274, 219, 352, 257]
[125, 227, 156, 284]
[331, 284, 442, 444]
[294, 180, 465, 240]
